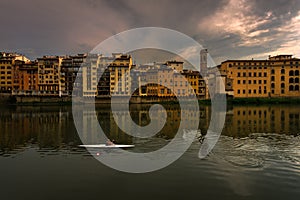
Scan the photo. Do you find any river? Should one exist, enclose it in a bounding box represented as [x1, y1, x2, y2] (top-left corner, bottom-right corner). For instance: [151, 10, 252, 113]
[0, 104, 299, 200]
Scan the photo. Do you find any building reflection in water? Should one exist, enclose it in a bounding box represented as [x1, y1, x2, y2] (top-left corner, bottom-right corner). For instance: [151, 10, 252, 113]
[0, 104, 299, 156]
[224, 105, 300, 138]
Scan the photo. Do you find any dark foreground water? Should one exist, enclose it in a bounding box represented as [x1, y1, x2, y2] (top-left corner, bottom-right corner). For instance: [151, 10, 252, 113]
[0, 104, 299, 200]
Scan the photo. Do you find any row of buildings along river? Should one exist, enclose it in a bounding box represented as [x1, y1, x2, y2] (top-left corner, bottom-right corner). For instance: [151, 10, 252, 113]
[0, 51, 299, 100]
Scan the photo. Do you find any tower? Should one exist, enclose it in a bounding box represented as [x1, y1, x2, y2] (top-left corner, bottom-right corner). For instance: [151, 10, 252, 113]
[200, 49, 208, 74]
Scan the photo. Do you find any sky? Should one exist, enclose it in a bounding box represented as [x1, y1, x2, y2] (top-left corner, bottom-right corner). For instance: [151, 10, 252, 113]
[0, 0, 300, 65]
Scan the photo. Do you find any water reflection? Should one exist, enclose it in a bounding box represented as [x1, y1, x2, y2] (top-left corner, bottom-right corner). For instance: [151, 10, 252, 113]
[0, 104, 299, 157]
[224, 105, 300, 137]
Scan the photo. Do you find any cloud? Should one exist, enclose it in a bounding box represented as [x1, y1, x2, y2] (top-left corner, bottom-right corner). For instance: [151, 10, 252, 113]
[198, 0, 275, 47]
[0, 0, 133, 59]
[238, 10, 300, 60]
[0, 0, 299, 64]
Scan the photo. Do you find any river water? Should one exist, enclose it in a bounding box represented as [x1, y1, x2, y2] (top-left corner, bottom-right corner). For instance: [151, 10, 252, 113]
[0, 104, 299, 200]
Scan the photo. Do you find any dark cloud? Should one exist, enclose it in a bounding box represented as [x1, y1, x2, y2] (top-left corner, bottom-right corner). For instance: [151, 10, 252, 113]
[0, 0, 299, 64]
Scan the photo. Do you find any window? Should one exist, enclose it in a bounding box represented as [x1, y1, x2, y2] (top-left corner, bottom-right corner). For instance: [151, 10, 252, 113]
[249, 90, 251, 94]
[271, 76, 275, 81]
[243, 72, 246, 77]
[281, 83, 285, 88]
[254, 72, 257, 77]
[295, 78, 299, 83]
[259, 72, 262, 77]
[289, 70, 294, 76]
[259, 80, 262, 84]
[264, 72, 267, 77]
[238, 72, 241, 77]
[264, 80, 267, 84]
[281, 76, 285, 81]
[296, 70, 299, 76]
[249, 72, 252, 77]
[254, 80, 257, 84]
[237, 80, 241, 84]
[281, 69, 285, 74]
[271, 83, 275, 88]
[248, 80, 252, 84]
[243, 90, 245, 94]
[243, 80, 246, 84]
[289, 78, 294, 83]
[237, 89, 240, 94]
[254, 89, 256, 94]
[271, 69, 275, 74]
[289, 85, 294, 91]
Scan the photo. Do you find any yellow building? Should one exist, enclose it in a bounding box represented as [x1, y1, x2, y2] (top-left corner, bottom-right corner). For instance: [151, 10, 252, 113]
[37, 56, 66, 96]
[0, 52, 31, 93]
[0, 59, 13, 92]
[107, 54, 132, 96]
[220, 55, 300, 98]
[181, 69, 206, 98]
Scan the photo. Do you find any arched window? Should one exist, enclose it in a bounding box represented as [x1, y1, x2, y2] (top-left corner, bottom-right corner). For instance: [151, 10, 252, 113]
[271, 76, 275, 81]
[295, 78, 299, 83]
[289, 70, 294, 76]
[289, 78, 294, 83]
[289, 85, 294, 91]
[295, 70, 299, 76]
[281, 69, 285, 74]
[295, 85, 299, 91]
[271, 69, 275, 74]
[271, 83, 275, 88]
[281, 76, 285, 81]
[281, 83, 285, 88]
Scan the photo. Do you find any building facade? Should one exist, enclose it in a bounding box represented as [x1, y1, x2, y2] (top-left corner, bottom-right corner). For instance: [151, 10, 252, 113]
[12, 61, 38, 95]
[0, 59, 13, 92]
[0, 52, 31, 93]
[108, 54, 133, 96]
[220, 55, 300, 98]
[61, 54, 86, 96]
[37, 56, 66, 96]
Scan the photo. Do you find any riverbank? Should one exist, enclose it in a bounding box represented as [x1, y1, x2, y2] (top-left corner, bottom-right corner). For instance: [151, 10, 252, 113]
[227, 97, 300, 105]
[1, 94, 300, 105]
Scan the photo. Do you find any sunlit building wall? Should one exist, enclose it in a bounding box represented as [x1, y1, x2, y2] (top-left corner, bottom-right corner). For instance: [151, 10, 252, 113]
[220, 55, 300, 98]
